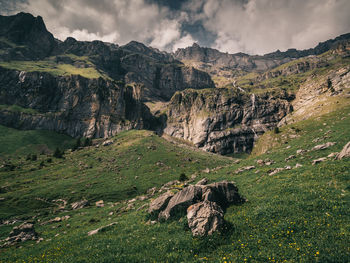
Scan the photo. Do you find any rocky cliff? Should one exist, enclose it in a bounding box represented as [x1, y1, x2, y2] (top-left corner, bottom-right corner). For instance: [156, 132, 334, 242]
[164, 88, 294, 154]
[0, 67, 155, 138]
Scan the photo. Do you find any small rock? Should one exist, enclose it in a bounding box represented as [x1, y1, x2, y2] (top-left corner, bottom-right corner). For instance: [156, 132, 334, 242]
[285, 155, 296, 162]
[95, 200, 104, 207]
[312, 157, 327, 165]
[196, 178, 208, 186]
[108, 212, 114, 216]
[138, 195, 148, 201]
[269, 168, 284, 176]
[147, 187, 157, 196]
[312, 142, 336, 151]
[102, 140, 113, 146]
[284, 166, 292, 170]
[337, 141, 350, 160]
[295, 163, 303, 168]
[256, 159, 264, 166]
[296, 149, 307, 155]
[71, 200, 89, 210]
[87, 222, 118, 236]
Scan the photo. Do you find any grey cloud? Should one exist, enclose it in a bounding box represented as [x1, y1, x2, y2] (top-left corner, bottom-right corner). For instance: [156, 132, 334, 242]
[1, 0, 349, 54]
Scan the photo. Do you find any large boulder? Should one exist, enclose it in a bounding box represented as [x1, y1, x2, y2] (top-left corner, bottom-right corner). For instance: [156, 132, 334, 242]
[202, 181, 245, 209]
[337, 141, 350, 160]
[148, 191, 175, 216]
[187, 201, 224, 236]
[159, 185, 202, 220]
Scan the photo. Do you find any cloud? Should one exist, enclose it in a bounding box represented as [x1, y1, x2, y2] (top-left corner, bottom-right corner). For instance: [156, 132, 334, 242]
[1, 0, 350, 54]
[8, 0, 191, 51]
[185, 0, 350, 54]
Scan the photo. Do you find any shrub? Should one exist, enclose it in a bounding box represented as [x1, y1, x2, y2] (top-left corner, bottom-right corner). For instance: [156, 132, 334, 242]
[31, 154, 37, 161]
[273, 127, 280, 134]
[179, 173, 188, 182]
[83, 138, 92, 147]
[72, 137, 81, 151]
[53, 147, 63, 158]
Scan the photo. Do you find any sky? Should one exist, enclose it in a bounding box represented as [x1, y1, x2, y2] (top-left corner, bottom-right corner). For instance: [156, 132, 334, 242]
[0, 0, 349, 55]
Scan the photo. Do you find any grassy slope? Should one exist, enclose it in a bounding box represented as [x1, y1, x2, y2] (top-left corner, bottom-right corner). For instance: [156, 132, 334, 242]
[0, 104, 349, 262]
[0, 125, 75, 157]
[0, 54, 109, 79]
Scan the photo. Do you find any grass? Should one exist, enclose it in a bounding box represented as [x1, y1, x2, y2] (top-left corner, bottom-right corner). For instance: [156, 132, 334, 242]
[0, 54, 110, 79]
[0, 104, 349, 262]
[0, 104, 39, 115]
[0, 125, 75, 157]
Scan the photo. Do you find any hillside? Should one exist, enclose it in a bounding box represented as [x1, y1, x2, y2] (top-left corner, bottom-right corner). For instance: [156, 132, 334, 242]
[0, 104, 349, 262]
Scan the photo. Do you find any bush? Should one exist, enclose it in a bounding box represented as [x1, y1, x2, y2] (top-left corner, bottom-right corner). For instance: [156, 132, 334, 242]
[72, 137, 81, 151]
[273, 127, 280, 134]
[179, 173, 188, 182]
[31, 154, 37, 161]
[83, 138, 92, 147]
[53, 147, 63, 158]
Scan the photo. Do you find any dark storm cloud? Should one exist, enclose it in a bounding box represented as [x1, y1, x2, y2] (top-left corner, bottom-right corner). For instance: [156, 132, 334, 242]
[1, 0, 349, 54]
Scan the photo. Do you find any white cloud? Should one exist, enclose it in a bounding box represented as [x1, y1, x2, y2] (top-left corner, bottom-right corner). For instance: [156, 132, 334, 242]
[172, 34, 195, 52]
[4, 0, 350, 54]
[16, 0, 193, 51]
[190, 0, 350, 54]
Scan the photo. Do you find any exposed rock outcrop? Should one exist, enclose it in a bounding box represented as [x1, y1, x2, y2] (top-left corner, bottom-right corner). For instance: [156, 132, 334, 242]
[150, 180, 244, 236]
[165, 88, 294, 154]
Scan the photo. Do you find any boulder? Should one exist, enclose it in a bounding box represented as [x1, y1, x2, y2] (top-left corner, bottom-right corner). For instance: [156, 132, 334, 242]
[337, 141, 350, 160]
[148, 191, 175, 215]
[159, 185, 202, 220]
[71, 200, 89, 210]
[187, 201, 224, 236]
[202, 181, 244, 209]
[312, 142, 336, 151]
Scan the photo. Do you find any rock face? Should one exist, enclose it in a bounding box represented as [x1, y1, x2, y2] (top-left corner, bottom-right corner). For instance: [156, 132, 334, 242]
[174, 34, 350, 74]
[337, 142, 350, 160]
[151, 180, 244, 236]
[0, 12, 56, 60]
[187, 201, 224, 236]
[120, 43, 215, 102]
[0, 68, 155, 138]
[164, 88, 294, 154]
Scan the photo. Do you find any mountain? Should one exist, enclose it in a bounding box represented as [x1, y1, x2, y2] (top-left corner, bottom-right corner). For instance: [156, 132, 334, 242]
[0, 12, 349, 155]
